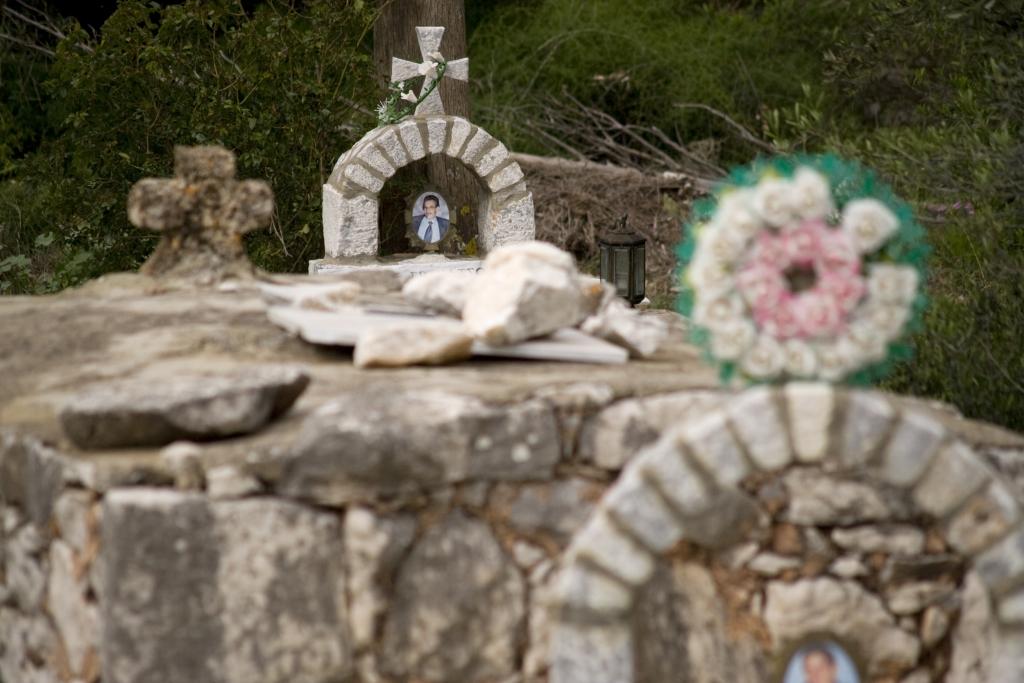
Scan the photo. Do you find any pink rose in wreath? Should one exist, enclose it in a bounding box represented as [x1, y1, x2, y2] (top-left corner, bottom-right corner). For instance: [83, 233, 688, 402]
[754, 295, 801, 339]
[782, 219, 825, 266]
[816, 227, 861, 274]
[749, 231, 790, 271]
[818, 270, 867, 313]
[738, 220, 867, 341]
[792, 290, 844, 338]
[737, 263, 787, 309]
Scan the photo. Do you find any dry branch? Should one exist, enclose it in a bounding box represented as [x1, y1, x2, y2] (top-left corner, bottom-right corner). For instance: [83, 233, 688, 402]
[0, 0, 94, 56]
[510, 92, 740, 187]
[514, 151, 703, 302]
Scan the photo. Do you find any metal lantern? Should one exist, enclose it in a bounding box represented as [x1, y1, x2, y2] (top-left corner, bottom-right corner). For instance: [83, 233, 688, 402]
[598, 215, 646, 305]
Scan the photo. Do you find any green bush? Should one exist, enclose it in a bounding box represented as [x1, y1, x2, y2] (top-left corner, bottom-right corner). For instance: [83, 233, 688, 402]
[0, 0, 377, 292]
[470, 0, 851, 163]
[762, 0, 1024, 430]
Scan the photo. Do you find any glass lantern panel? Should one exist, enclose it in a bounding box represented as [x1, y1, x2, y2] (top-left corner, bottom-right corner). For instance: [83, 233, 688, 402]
[600, 247, 611, 284]
[614, 247, 630, 294]
[632, 244, 646, 299]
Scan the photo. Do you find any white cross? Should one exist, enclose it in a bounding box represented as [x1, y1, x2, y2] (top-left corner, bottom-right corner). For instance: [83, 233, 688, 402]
[390, 26, 469, 116]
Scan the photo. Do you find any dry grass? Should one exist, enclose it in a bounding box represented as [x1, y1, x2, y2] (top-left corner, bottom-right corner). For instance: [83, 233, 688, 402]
[515, 153, 704, 305]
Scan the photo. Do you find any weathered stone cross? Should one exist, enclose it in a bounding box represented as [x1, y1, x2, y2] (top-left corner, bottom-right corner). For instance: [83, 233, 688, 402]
[127, 146, 273, 280]
[390, 26, 469, 116]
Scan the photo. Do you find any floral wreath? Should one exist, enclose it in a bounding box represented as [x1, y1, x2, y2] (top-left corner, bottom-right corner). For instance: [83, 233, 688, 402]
[677, 155, 929, 384]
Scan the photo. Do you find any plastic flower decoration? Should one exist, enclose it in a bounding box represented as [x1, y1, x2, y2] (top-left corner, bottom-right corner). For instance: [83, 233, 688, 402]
[417, 60, 439, 80]
[678, 155, 928, 384]
[375, 57, 449, 126]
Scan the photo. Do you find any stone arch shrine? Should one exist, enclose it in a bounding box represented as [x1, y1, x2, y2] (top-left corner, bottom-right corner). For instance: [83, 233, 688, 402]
[309, 115, 535, 276]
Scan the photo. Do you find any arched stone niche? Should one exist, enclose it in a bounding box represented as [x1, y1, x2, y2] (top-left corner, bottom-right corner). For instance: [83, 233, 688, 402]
[321, 115, 534, 260]
[550, 383, 1024, 683]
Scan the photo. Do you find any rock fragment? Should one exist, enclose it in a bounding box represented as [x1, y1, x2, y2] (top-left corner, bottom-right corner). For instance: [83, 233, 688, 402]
[60, 366, 309, 449]
[402, 270, 477, 317]
[354, 320, 473, 368]
[463, 241, 584, 345]
[581, 298, 669, 358]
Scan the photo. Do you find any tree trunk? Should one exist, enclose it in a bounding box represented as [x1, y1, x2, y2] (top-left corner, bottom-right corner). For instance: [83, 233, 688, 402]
[373, 0, 480, 256]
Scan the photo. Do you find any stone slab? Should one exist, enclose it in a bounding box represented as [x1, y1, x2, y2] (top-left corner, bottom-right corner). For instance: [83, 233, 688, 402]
[267, 306, 628, 364]
[310, 254, 482, 277]
[273, 390, 560, 505]
[59, 366, 309, 449]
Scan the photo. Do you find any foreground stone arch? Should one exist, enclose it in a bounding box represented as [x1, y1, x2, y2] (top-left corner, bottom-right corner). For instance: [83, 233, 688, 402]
[551, 383, 1024, 682]
[323, 115, 534, 258]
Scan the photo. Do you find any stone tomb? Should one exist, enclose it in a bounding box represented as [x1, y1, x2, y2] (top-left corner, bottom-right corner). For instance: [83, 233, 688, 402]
[310, 115, 534, 276]
[3, 273, 1024, 683]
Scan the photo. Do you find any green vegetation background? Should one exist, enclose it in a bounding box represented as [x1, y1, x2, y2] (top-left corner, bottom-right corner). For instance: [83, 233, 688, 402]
[1, 0, 1021, 430]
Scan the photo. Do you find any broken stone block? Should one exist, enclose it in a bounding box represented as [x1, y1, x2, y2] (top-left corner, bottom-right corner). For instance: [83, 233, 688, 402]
[354, 320, 473, 368]
[463, 241, 584, 345]
[159, 441, 205, 490]
[0, 433, 70, 527]
[401, 269, 477, 317]
[580, 298, 669, 358]
[60, 366, 309, 449]
[748, 552, 801, 576]
[920, 605, 951, 647]
[829, 555, 869, 579]
[579, 390, 725, 470]
[53, 489, 94, 553]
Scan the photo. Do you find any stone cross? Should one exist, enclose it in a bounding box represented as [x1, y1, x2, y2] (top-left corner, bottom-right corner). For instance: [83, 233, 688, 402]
[128, 146, 273, 280]
[390, 26, 469, 116]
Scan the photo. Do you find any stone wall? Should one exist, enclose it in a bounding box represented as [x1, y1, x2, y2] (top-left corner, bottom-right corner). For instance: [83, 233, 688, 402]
[551, 385, 1024, 683]
[2, 384, 1023, 683]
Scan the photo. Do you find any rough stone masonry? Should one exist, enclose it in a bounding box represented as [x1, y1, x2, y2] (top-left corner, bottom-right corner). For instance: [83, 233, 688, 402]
[2, 271, 1024, 683]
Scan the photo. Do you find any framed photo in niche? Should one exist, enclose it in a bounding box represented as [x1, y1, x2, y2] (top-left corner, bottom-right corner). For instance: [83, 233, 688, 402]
[407, 189, 456, 251]
[780, 639, 861, 683]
